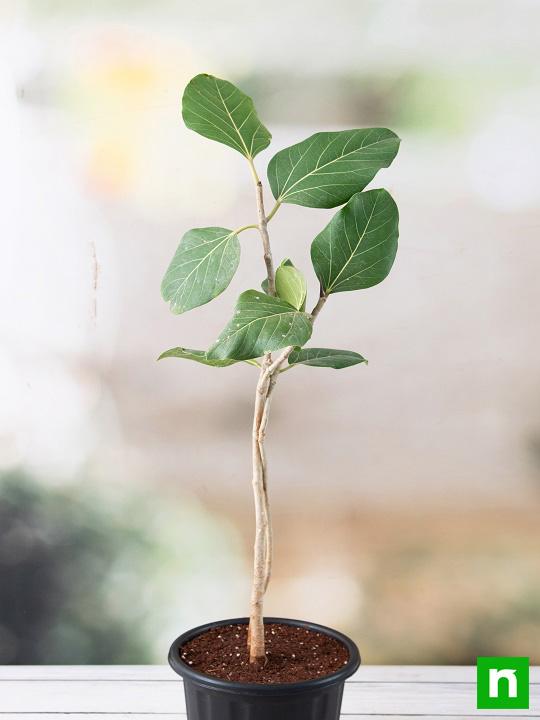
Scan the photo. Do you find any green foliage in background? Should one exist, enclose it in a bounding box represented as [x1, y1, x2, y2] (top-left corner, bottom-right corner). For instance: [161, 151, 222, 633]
[0, 472, 242, 664]
[0, 472, 150, 663]
[160, 73, 400, 369]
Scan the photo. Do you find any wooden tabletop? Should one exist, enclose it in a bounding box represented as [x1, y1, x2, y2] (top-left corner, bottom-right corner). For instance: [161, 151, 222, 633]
[1, 665, 538, 718]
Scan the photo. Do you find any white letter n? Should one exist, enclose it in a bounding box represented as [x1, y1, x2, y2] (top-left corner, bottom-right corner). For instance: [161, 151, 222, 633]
[489, 668, 518, 698]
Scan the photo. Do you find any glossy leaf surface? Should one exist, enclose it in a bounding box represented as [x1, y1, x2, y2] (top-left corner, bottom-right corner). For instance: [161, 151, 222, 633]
[208, 290, 312, 361]
[268, 128, 399, 208]
[311, 189, 399, 294]
[182, 74, 271, 158]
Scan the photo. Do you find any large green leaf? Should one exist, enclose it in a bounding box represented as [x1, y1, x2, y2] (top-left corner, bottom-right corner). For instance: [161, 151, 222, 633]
[182, 74, 271, 159]
[311, 189, 399, 294]
[267, 128, 400, 208]
[288, 347, 367, 369]
[275, 261, 307, 310]
[207, 290, 312, 361]
[161, 227, 240, 314]
[158, 347, 238, 367]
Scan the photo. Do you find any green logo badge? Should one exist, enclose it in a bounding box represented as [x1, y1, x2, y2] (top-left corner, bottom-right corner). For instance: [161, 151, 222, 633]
[477, 657, 529, 709]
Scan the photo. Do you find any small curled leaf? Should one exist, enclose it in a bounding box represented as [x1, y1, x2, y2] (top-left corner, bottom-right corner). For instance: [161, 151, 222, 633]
[261, 258, 293, 294]
[275, 261, 307, 311]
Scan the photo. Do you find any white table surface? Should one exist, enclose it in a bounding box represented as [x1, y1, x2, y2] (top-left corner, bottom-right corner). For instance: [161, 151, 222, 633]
[1, 665, 539, 719]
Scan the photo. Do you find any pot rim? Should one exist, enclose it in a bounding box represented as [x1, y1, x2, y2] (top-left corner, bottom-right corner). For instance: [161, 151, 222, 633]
[168, 616, 361, 694]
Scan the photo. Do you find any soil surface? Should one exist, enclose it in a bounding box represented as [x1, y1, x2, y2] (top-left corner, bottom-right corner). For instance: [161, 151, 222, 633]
[179, 622, 350, 683]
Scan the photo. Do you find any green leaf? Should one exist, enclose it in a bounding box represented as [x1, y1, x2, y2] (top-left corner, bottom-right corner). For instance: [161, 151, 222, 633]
[261, 258, 293, 294]
[158, 347, 238, 367]
[207, 290, 312, 361]
[161, 227, 240, 314]
[182, 74, 271, 159]
[288, 348, 367, 369]
[311, 189, 399, 294]
[275, 262, 307, 310]
[267, 128, 400, 208]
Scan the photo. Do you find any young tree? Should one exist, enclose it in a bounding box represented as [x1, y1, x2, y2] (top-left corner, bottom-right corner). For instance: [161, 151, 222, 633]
[160, 74, 400, 665]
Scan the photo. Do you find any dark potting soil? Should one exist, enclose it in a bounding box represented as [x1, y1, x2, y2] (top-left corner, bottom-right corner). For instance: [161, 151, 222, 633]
[179, 622, 350, 684]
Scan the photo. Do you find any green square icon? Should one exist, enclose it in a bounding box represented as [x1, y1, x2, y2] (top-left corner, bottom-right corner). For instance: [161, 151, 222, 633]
[477, 657, 529, 709]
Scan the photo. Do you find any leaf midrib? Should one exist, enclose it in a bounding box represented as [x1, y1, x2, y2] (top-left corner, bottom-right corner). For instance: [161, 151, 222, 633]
[215, 80, 252, 158]
[187, 91, 247, 155]
[279, 132, 394, 200]
[165, 232, 235, 303]
[326, 195, 379, 292]
[222, 307, 305, 344]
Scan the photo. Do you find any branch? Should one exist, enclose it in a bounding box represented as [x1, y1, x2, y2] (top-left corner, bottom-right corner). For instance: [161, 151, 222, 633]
[255, 181, 276, 296]
[248, 167, 277, 664]
[266, 288, 329, 377]
[310, 283, 328, 321]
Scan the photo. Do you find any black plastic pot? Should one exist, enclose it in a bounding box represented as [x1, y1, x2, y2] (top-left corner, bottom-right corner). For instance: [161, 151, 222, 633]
[168, 617, 361, 720]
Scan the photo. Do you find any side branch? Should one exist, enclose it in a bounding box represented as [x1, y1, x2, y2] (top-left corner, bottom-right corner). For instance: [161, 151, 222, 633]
[265, 289, 329, 377]
[310, 284, 328, 321]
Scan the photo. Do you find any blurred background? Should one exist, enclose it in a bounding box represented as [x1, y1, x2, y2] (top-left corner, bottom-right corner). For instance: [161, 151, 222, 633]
[1, 0, 539, 665]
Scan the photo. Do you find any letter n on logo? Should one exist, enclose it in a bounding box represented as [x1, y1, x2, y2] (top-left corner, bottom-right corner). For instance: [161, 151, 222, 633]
[477, 657, 529, 709]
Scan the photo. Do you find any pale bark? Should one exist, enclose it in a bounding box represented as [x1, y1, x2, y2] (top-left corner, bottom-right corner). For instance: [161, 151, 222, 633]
[310, 285, 328, 321]
[248, 359, 273, 663]
[248, 182, 275, 664]
[256, 181, 275, 297]
[247, 186, 328, 665]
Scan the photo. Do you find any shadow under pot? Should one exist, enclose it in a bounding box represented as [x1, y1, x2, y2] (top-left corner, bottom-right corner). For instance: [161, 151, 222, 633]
[168, 617, 361, 720]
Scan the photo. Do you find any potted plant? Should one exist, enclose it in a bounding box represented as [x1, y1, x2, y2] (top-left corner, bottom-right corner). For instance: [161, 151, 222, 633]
[161, 73, 400, 720]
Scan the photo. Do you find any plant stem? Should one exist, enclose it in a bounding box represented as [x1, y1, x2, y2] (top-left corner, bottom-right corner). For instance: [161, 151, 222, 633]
[311, 284, 328, 321]
[235, 197, 280, 239]
[256, 181, 276, 297]
[248, 175, 276, 665]
[249, 357, 273, 664]
[247, 184, 326, 665]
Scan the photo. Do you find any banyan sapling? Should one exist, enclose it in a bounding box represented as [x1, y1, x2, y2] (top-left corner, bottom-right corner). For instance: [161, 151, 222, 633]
[160, 73, 400, 667]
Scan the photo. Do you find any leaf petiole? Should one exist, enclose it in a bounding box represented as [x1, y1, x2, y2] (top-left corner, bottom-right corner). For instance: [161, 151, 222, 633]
[247, 157, 261, 184]
[235, 223, 259, 235]
[266, 200, 281, 222]
[278, 363, 296, 374]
